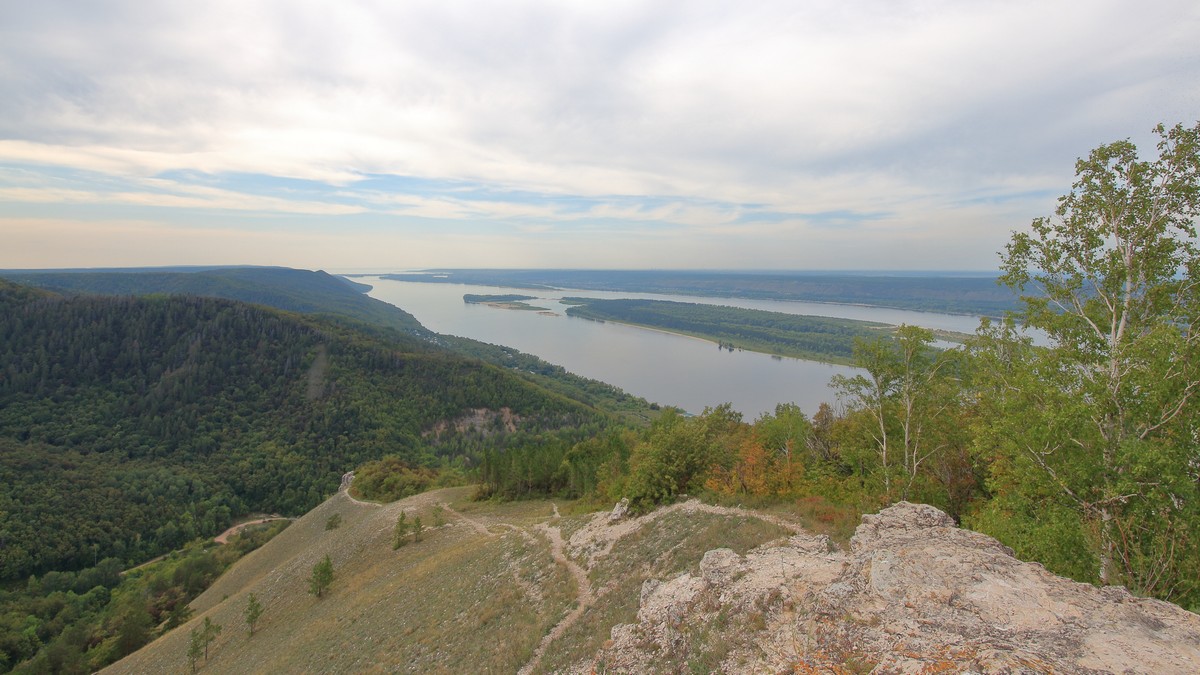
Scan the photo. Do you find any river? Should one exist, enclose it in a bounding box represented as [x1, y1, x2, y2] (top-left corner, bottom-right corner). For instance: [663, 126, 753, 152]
[358, 276, 986, 419]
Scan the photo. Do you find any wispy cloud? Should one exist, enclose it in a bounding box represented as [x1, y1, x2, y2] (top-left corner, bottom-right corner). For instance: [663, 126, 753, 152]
[2, 0, 1198, 269]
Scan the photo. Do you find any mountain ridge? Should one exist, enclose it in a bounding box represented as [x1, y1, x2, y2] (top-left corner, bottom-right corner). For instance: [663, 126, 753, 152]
[105, 490, 1200, 674]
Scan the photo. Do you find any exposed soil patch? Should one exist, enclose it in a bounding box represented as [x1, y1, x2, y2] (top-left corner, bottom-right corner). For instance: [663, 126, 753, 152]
[213, 517, 290, 544]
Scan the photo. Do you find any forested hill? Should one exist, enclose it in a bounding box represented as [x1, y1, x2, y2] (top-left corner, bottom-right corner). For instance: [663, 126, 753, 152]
[0, 279, 606, 582]
[1, 266, 655, 422]
[0, 267, 426, 335]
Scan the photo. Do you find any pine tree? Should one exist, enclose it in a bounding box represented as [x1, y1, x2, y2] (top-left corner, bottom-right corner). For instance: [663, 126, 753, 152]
[200, 616, 222, 660]
[244, 593, 263, 636]
[187, 629, 203, 673]
[309, 554, 334, 598]
[411, 516, 423, 543]
[392, 512, 408, 549]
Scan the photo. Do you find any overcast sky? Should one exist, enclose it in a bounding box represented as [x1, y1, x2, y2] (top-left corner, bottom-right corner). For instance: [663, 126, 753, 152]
[2, 0, 1198, 271]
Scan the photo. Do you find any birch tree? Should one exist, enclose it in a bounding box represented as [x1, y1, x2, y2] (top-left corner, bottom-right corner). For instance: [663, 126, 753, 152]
[833, 325, 958, 500]
[977, 122, 1200, 599]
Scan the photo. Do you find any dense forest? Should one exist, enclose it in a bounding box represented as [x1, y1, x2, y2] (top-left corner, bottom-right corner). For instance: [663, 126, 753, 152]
[3, 267, 654, 424]
[562, 297, 890, 363]
[0, 272, 657, 672]
[0, 281, 611, 586]
[0, 267, 425, 336]
[0, 520, 288, 673]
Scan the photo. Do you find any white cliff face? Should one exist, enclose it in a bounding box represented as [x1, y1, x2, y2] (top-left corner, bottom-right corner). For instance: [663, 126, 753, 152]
[590, 502, 1200, 674]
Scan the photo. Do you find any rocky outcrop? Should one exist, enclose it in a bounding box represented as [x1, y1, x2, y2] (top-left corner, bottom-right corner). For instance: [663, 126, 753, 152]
[592, 502, 1200, 674]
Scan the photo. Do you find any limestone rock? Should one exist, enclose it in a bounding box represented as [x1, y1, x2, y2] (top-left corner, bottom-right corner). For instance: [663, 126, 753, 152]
[608, 497, 630, 522]
[591, 501, 1200, 674]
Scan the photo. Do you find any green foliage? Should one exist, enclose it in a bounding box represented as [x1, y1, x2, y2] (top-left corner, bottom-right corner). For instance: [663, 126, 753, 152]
[832, 326, 969, 503]
[411, 517, 423, 543]
[244, 593, 263, 637]
[0, 283, 604, 583]
[392, 513, 409, 550]
[966, 495, 1097, 584]
[753, 403, 812, 491]
[625, 408, 734, 512]
[187, 628, 203, 673]
[0, 521, 285, 674]
[309, 555, 334, 598]
[972, 122, 1200, 604]
[324, 514, 342, 531]
[563, 297, 890, 363]
[199, 616, 222, 660]
[352, 457, 442, 503]
[477, 424, 609, 500]
[1, 267, 427, 336]
[462, 294, 547, 310]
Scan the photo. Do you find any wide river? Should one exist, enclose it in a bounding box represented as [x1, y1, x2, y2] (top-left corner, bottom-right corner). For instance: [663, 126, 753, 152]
[358, 276, 985, 419]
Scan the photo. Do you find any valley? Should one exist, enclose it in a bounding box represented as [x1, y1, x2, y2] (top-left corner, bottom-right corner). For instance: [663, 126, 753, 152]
[3, 253, 1199, 673]
[5, 5, 1197, 670]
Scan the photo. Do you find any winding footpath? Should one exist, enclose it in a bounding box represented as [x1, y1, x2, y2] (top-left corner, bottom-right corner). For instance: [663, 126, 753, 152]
[518, 504, 594, 675]
[339, 474, 806, 675]
[212, 516, 290, 544]
[515, 498, 807, 674]
[339, 471, 383, 507]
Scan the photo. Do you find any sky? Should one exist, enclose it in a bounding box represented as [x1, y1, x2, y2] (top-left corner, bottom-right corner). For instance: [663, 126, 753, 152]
[2, 0, 1198, 271]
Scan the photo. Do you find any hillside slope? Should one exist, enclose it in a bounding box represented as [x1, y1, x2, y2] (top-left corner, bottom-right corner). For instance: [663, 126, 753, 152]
[104, 485, 793, 674]
[0, 279, 604, 581]
[107, 491, 1200, 674]
[1, 266, 657, 422]
[0, 267, 426, 335]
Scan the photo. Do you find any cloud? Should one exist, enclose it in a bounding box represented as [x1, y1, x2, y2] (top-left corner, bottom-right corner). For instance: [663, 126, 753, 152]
[1, 0, 1198, 269]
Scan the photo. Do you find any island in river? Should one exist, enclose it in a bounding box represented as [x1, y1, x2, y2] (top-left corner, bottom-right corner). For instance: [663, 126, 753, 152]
[463, 294, 551, 312]
[562, 297, 892, 365]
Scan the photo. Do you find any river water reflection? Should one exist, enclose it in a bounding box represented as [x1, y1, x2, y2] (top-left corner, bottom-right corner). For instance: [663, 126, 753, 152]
[360, 276, 985, 419]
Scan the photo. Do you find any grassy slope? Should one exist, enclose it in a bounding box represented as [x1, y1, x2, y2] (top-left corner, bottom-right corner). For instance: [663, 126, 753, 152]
[104, 490, 795, 674]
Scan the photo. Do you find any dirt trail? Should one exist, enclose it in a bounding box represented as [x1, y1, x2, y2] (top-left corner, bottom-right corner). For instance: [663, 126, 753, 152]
[439, 502, 497, 537]
[510, 498, 806, 674]
[213, 517, 290, 544]
[567, 498, 805, 569]
[518, 507, 594, 675]
[338, 481, 803, 674]
[338, 471, 384, 508]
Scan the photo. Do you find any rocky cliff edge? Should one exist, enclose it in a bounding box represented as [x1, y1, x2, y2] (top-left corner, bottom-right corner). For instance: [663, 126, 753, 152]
[589, 502, 1200, 674]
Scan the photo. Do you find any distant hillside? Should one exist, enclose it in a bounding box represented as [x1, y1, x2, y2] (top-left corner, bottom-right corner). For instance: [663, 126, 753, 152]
[105, 489, 1200, 674]
[0, 266, 426, 334]
[379, 269, 1021, 316]
[2, 266, 657, 423]
[0, 279, 605, 584]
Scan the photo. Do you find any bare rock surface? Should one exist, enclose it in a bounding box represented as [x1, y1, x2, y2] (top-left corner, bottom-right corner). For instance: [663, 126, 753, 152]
[591, 501, 1200, 674]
